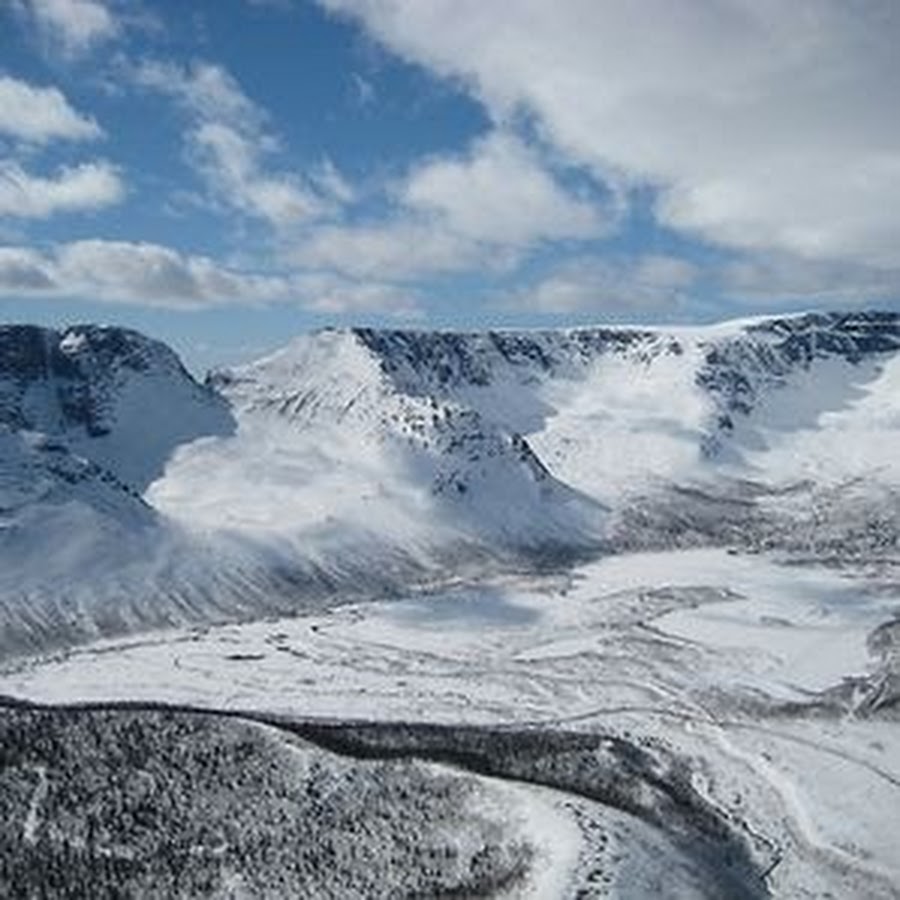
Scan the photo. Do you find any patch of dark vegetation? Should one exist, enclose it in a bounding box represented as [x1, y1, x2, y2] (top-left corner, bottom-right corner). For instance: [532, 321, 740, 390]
[0, 701, 772, 898]
[285, 720, 770, 899]
[0, 707, 532, 899]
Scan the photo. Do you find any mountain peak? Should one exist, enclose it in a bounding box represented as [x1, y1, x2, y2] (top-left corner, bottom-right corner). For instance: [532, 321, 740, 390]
[0, 322, 234, 490]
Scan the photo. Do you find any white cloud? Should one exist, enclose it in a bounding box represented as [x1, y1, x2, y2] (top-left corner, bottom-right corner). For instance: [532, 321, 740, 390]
[321, 0, 900, 271]
[295, 220, 490, 280]
[18, 0, 119, 56]
[509, 250, 898, 316]
[310, 158, 355, 205]
[192, 121, 324, 224]
[0, 160, 123, 218]
[138, 60, 603, 276]
[0, 239, 421, 314]
[135, 60, 342, 228]
[297, 272, 421, 316]
[404, 131, 602, 245]
[136, 60, 258, 126]
[508, 255, 698, 314]
[0, 75, 101, 143]
[293, 130, 605, 280]
[0, 240, 292, 308]
[56, 240, 293, 306]
[719, 253, 900, 306]
[0, 246, 57, 290]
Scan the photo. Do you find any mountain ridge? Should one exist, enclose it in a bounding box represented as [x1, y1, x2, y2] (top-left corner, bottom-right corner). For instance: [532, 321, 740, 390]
[1, 309, 898, 655]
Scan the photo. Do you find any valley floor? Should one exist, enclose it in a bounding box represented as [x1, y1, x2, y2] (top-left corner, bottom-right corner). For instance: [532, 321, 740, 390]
[1, 548, 898, 898]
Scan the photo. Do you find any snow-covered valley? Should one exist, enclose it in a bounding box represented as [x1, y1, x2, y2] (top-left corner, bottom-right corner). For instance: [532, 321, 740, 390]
[3, 547, 898, 897]
[1, 311, 899, 897]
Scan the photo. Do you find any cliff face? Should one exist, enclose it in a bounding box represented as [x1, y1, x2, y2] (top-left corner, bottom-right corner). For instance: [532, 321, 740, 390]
[0, 324, 235, 490]
[253, 311, 900, 498]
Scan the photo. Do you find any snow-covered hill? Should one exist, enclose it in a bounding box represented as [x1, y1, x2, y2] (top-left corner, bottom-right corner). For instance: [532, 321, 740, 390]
[1, 311, 898, 654]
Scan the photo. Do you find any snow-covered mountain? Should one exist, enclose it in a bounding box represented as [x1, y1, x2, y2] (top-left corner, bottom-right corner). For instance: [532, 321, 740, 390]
[0, 325, 235, 652]
[153, 326, 607, 552]
[0, 324, 234, 489]
[1, 311, 898, 655]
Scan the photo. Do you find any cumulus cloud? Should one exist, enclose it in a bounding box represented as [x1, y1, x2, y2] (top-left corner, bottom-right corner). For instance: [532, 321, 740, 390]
[0, 160, 124, 218]
[135, 60, 342, 228]
[321, 0, 900, 272]
[0, 246, 57, 290]
[295, 220, 490, 280]
[294, 130, 605, 280]
[296, 272, 421, 316]
[57, 240, 287, 306]
[0, 241, 289, 308]
[15, 0, 119, 56]
[508, 255, 698, 314]
[0, 75, 101, 143]
[719, 253, 900, 306]
[0, 239, 420, 314]
[404, 131, 602, 245]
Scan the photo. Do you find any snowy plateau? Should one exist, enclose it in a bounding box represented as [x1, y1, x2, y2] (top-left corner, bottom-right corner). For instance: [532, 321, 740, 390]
[0, 310, 898, 897]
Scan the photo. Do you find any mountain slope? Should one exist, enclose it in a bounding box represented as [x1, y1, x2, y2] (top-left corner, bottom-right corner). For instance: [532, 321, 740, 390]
[0, 325, 235, 653]
[149, 327, 606, 554]
[0, 324, 234, 490]
[346, 311, 900, 498]
[0, 311, 898, 656]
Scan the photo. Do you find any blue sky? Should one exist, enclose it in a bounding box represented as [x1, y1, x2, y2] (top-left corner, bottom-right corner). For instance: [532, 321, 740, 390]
[1, 0, 898, 370]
